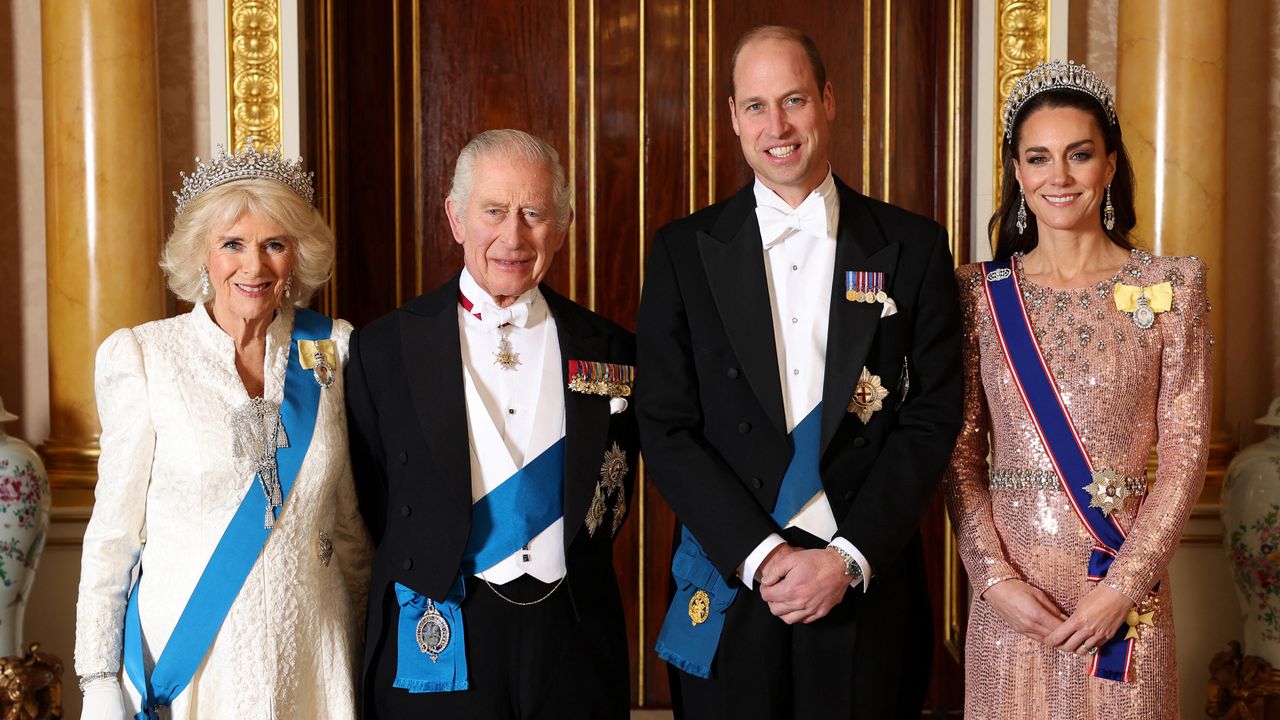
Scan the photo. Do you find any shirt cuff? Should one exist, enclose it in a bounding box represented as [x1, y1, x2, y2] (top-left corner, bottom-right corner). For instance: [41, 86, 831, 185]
[829, 536, 873, 592]
[739, 533, 786, 591]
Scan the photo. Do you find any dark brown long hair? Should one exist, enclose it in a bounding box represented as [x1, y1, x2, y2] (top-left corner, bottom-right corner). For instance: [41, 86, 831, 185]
[990, 89, 1136, 260]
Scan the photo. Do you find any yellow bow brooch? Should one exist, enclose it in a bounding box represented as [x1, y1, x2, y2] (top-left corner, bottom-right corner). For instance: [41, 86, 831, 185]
[1113, 282, 1172, 330]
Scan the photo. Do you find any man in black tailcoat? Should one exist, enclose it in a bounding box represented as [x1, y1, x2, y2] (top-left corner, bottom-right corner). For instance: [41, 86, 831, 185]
[637, 26, 963, 719]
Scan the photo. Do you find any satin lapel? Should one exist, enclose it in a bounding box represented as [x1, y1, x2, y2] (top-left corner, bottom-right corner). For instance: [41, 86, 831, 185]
[820, 182, 902, 454]
[698, 185, 787, 436]
[399, 276, 473, 518]
[542, 287, 611, 546]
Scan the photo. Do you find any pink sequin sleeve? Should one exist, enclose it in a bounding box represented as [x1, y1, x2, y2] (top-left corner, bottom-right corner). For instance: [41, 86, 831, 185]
[944, 265, 1022, 595]
[1104, 258, 1212, 603]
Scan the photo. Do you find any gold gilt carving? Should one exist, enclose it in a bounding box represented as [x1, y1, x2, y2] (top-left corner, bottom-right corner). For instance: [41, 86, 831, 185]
[993, 0, 1049, 198]
[227, 0, 283, 149]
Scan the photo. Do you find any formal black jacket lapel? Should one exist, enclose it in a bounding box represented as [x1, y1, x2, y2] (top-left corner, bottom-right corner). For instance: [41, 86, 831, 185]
[820, 180, 902, 455]
[697, 185, 788, 436]
[399, 276, 473, 531]
[543, 286, 612, 546]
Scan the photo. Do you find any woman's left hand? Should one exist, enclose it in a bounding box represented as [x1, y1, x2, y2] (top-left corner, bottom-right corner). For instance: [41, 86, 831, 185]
[1043, 584, 1134, 656]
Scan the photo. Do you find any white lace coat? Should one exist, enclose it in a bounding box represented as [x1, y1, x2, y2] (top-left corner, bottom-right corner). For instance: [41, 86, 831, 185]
[75, 304, 371, 719]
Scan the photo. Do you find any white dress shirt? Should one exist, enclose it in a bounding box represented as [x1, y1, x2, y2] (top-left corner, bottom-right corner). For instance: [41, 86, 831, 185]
[457, 269, 567, 584]
[739, 171, 873, 592]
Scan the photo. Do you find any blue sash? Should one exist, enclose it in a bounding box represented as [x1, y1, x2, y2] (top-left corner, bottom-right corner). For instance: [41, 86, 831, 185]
[982, 259, 1135, 682]
[123, 308, 332, 718]
[655, 404, 824, 679]
[394, 437, 566, 693]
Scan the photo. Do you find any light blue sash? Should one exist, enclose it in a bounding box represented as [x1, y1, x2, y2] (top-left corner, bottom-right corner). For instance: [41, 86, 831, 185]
[394, 437, 566, 693]
[122, 308, 332, 719]
[983, 259, 1135, 682]
[655, 404, 823, 679]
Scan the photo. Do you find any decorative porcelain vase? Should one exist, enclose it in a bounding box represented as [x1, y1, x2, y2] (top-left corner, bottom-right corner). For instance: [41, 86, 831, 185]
[0, 397, 50, 658]
[1223, 396, 1280, 668]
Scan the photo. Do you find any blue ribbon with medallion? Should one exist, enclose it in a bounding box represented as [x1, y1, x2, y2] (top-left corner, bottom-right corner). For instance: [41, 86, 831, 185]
[122, 308, 332, 719]
[392, 437, 567, 693]
[982, 258, 1139, 683]
[654, 404, 824, 679]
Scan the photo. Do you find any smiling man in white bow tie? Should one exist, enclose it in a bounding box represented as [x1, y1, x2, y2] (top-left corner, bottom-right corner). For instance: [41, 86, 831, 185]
[636, 26, 964, 719]
[346, 129, 638, 719]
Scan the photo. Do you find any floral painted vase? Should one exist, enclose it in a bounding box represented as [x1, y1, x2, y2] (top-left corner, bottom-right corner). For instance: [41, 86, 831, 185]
[1223, 396, 1280, 667]
[0, 398, 50, 658]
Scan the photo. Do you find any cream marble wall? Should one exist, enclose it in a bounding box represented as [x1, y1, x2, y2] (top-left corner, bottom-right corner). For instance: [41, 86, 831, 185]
[2, 2, 207, 717]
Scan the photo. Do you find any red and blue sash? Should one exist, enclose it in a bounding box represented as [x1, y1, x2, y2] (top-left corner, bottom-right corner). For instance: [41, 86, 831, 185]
[981, 259, 1136, 682]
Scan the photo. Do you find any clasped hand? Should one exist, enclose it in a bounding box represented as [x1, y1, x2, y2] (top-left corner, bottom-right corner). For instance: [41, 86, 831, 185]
[756, 544, 850, 624]
[984, 579, 1133, 656]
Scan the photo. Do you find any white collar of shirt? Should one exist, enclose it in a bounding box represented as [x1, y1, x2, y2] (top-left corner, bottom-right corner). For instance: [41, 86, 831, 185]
[458, 268, 545, 330]
[753, 169, 839, 248]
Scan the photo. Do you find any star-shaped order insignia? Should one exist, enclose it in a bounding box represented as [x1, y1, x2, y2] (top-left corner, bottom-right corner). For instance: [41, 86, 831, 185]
[848, 367, 889, 424]
[1124, 607, 1155, 640]
[1083, 468, 1129, 516]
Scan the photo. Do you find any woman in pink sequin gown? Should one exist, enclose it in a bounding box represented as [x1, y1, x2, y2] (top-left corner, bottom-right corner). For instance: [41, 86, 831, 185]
[945, 62, 1211, 719]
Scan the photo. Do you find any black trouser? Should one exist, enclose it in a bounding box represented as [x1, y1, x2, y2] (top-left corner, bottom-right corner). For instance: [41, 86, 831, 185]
[369, 574, 629, 719]
[670, 528, 933, 720]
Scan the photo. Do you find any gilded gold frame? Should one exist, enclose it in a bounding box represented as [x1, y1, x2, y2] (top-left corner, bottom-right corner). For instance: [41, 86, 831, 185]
[226, 0, 285, 150]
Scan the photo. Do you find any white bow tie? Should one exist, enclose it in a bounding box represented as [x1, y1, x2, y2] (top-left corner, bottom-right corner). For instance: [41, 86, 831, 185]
[478, 301, 530, 331]
[755, 191, 827, 248]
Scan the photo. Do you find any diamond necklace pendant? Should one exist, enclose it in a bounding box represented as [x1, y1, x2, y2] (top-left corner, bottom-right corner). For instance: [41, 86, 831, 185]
[494, 330, 521, 371]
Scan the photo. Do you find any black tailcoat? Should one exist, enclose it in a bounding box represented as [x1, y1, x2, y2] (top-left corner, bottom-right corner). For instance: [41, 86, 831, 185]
[346, 275, 637, 717]
[635, 178, 963, 718]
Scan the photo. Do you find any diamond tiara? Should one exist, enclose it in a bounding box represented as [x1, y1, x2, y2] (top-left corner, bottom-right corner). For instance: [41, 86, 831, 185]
[173, 139, 315, 215]
[1002, 60, 1117, 140]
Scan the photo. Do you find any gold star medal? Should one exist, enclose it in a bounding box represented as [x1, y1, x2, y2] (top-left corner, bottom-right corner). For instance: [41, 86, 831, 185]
[688, 589, 710, 627]
[1083, 468, 1129, 516]
[848, 367, 889, 424]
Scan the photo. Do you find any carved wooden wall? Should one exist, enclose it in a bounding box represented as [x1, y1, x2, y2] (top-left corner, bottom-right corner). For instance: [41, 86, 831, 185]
[302, 1, 970, 711]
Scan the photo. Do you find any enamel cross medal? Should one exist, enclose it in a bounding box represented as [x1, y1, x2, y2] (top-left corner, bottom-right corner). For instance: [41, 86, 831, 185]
[494, 328, 521, 371]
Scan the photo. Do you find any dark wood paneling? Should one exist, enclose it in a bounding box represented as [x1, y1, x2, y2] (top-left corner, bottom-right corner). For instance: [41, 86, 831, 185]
[305, 1, 969, 709]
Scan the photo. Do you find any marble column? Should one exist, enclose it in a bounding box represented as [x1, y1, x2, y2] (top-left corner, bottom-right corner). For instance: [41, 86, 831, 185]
[1117, 0, 1233, 489]
[40, 0, 165, 505]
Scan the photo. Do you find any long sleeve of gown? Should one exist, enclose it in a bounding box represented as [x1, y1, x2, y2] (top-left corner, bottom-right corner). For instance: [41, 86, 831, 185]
[75, 329, 155, 676]
[329, 320, 372, 629]
[944, 266, 1021, 596]
[1104, 259, 1211, 603]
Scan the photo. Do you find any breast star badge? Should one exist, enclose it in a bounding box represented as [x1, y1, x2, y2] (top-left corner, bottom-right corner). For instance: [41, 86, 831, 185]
[585, 442, 629, 537]
[1083, 468, 1130, 516]
[848, 367, 889, 424]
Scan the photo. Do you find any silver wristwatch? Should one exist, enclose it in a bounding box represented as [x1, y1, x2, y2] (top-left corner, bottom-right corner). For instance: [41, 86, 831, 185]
[828, 544, 864, 582]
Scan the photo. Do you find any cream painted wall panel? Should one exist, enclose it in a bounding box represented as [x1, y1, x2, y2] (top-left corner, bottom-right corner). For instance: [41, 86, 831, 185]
[0, 0, 49, 446]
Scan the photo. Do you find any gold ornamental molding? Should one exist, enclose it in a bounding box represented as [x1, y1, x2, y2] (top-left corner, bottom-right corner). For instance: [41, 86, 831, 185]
[226, 0, 284, 150]
[993, 0, 1049, 198]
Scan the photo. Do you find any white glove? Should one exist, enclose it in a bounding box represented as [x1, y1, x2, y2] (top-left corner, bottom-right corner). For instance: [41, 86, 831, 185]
[80, 676, 127, 720]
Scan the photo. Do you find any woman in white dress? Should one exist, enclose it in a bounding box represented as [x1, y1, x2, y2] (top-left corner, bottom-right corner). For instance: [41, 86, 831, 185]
[74, 143, 371, 719]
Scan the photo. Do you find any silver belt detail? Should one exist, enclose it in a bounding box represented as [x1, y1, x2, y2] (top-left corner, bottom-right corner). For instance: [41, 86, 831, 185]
[988, 468, 1147, 495]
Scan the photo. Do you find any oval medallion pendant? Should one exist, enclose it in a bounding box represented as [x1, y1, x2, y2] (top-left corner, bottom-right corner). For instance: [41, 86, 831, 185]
[1132, 297, 1156, 329]
[416, 599, 451, 662]
[688, 589, 710, 627]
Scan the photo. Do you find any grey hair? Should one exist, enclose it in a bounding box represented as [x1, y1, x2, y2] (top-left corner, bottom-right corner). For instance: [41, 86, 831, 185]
[447, 129, 573, 230]
[160, 178, 335, 305]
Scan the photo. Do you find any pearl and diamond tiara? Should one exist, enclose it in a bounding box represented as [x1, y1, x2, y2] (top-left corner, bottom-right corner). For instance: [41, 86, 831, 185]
[1002, 60, 1117, 141]
[173, 140, 314, 215]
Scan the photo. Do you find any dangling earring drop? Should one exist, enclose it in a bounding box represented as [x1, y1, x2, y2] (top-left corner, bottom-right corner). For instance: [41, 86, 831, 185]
[1103, 185, 1116, 231]
[199, 265, 211, 298]
[1016, 188, 1028, 235]
[283, 274, 293, 299]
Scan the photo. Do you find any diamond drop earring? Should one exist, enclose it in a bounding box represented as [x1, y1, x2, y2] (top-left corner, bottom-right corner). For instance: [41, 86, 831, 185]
[283, 274, 293, 299]
[1103, 185, 1116, 231]
[1016, 188, 1028, 235]
[199, 265, 211, 298]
